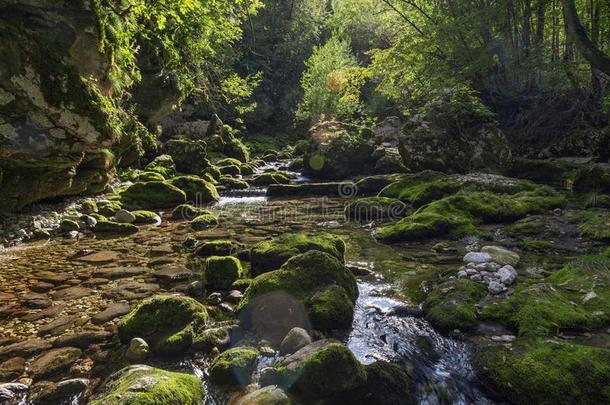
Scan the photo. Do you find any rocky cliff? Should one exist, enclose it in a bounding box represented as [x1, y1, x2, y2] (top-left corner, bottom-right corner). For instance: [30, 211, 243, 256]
[0, 1, 138, 211]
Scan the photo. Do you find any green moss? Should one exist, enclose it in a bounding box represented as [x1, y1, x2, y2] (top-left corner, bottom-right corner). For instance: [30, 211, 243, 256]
[481, 256, 610, 336]
[219, 176, 249, 190]
[90, 365, 204, 405]
[195, 240, 235, 257]
[224, 137, 251, 162]
[219, 164, 241, 176]
[190, 214, 219, 231]
[204, 256, 242, 289]
[345, 197, 407, 221]
[578, 210, 610, 242]
[251, 171, 292, 186]
[98, 200, 123, 216]
[163, 139, 209, 175]
[94, 220, 138, 234]
[308, 286, 354, 330]
[377, 188, 564, 242]
[171, 204, 212, 220]
[216, 157, 243, 167]
[132, 210, 160, 224]
[274, 341, 366, 401]
[144, 155, 176, 179]
[231, 278, 253, 291]
[118, 295, 208, 355]
[378, 171, 455, 206]
[80, 199, 98, 214]
[504, 215, 546, 236]
[250, 232, 346, 276]
[169, 176, 219, 203]
[137, 171, 165, 182]
[202, 165, 222, 182]
[519, 239, 559, 251]
[473, 339, 610, 404]
[120, 181, 186, 209]
[209, 347, 259, 387]
[423, 279, 487, 332]
[238, 251, 357, 336]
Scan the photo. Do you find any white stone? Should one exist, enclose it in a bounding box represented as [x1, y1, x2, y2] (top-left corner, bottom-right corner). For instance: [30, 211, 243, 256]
[457, 270, 468, 278]
[463, 252, 492, 264]
[488, 281, 505, 295]
[497, 265, 518, 286]
[583, 291, 598, 303]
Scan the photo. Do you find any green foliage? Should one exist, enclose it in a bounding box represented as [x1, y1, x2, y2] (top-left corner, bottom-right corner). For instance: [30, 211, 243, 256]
[296, 36, 366, 121]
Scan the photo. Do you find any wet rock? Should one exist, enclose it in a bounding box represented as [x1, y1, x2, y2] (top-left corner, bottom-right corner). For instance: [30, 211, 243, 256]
[209, 346, 259, 387]
[385, 305, 424, 318]
[280, 327, 312, 355]
[30, 282, 54, 293]
[347, 264, 374, 276]
[114, 209, 136, 224]
[29, 347, 82, 379]
[89, 365, 204, 405]
[481, 246, 520, 267]
[52, 287, 93, 300]
[74, 250, 121, 264]
[0, 357, 26, 381]
[33, 378, 89, 404]
[271, 340, 366, 401]
[236, 385, 291, 405]
[92, 266, 149, 279]
[224, 290, 243, 304]
[0, 339, 53, 361]
[94, 220, 138, 234]
[37, 315, 80, 337]
[125, 338, 149, 363]
[59, 219, 80, 233]
[53, 331, 113, 348]
[463, 252, 492, 264]
[153, 266, 193, 282]
[0, 383, 27, 402]
[497, 265, 518, 286]
[102, 281, 160, 300]
[207, 292, 223, 305]
[147, 256, 177, 266]
[21, 292, 52, 309]
[91, 303, 132, 325]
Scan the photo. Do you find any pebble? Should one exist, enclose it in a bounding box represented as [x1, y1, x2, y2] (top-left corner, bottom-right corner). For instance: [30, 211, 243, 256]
[463, 252, 492, 264]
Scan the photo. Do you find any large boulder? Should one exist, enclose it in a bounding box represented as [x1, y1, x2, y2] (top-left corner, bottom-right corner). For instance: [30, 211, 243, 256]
[163, 139, 209, 175]
[398, 88, 511, 174]
[237, 251, 357, 343]
[208, 347, 259, 387]
[168, 175, 219, 203]
[270, 340, 366, 401]
[90, 365, 204, 405]
[118, 295, 208, 354]
[250, 232, 346, 277]
[303, 120, 375, 179]
[120, 181, 186, 209]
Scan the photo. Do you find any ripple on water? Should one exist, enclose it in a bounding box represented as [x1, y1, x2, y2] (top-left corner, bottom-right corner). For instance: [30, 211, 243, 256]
[348, 281, 494, 405]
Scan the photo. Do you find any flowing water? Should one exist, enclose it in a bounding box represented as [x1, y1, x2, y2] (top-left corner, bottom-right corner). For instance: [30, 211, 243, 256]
[0, 162, 493, 404]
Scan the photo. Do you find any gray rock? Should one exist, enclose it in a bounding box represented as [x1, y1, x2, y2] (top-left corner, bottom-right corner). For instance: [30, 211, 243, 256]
[207, 292, 222, 305]
[114, 209, 136, 224]
[583, 291, 598, 303]
[91, 302, 131, 325]
[463, 252, 492, 264]
[280, 327, 312, 355]
[488, 281, 505, 295]
[59, 219, 80, 233]
[236, 385, 290, 405]
[497, 265, 518, 286]
[126, 338, 149, 363]
[457, 270, 468, 278]
[81, 215, 98, 228]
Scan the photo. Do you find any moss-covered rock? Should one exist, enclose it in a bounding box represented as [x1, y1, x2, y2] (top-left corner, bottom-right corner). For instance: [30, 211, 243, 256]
[572, 164, 610, 193]
[481, 256, 610, 336]
[423, 279, 487, 332]
[94, 220, 139, 235]
[203, 165, 222, 182]
[195, 240, 236, 257]
[507, 158, 581, 186]
[169, 175, 219, 203]
[190, 213, 219, 231]
[98, 200, 123, 217]
[472, 339, 610, 404]
[238, 251, 357, 340]
[578, 210, 610, 242]
[377, 187, 564, 242]
[209, 346, 259, 387]
[220, 176, 250, 190]
[303, 121, 376, 180]
[225, 137, 251, 163]
[90, 365, 204, 405]
[80, 199, 98, 214]
[272, 340, 366, 401]
[120, 182, 186, 210]
[132, 210, 161, 224]
[137, 171, 166, 182]
[118, 295, 208, 355]
[219, 164, 241, 176]
[332, 361, 416, 405]
[345, 197, 407, 221]
[144, 155, 177, 179]
[163, 139, 209, 175]
[236, 385, 292, 405]
[171, 204, 212, 220]
[204, 256, 242, 290]
[216, 157, 242, 167]
[250, 232, 346, 276]
[252, 172, 292, 186]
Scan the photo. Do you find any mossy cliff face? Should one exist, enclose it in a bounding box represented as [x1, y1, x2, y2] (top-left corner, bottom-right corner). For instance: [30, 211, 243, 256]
[0, 1, 145, 211]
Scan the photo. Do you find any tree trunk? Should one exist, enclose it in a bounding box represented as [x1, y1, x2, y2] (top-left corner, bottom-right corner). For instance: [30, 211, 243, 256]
[561, 0, 610, 75]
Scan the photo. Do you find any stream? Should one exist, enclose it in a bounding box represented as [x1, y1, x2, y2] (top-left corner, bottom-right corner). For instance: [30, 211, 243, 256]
[0, 162, 493, 404]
